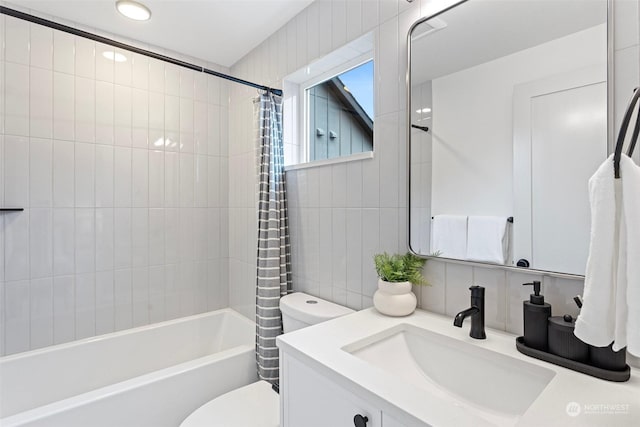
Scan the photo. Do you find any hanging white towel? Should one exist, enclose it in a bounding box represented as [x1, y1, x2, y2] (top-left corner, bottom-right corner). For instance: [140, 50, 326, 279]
[574, 154, 640, 356]
[613, 197, 628, 352]
[431, 215, 467, 259]
[619, 154, 640, 354]
[465, 216, 510, 264]
[574, 156, 618, 348]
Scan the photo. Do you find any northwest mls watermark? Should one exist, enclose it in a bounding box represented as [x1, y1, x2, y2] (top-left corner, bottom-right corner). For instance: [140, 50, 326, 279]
[566, 402, 631, 417]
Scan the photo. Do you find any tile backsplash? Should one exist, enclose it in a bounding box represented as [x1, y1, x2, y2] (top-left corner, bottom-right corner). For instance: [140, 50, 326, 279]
[416, 260, 584, 336]
[0, 13, 230, 356]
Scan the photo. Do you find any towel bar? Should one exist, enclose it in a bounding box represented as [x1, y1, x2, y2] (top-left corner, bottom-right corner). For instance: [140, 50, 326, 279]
[431, 216, 513, 223]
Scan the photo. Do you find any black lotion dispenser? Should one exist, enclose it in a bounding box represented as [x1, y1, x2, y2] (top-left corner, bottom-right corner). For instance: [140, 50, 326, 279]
[523, 281, 552, 351]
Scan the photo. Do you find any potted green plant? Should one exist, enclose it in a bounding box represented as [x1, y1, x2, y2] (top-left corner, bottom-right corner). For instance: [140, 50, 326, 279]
[373, 252, 429, 316]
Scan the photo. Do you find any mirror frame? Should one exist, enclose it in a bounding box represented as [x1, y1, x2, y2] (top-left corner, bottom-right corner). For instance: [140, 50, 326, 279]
[406, 0, 615, 279]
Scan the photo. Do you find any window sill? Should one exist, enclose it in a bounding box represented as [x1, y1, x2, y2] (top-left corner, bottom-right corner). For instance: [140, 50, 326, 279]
[284, 151, 374, 171]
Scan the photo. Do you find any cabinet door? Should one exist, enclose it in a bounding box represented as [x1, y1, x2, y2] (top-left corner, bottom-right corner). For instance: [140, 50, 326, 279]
[282, 355, 381, 427]
[382, 412, 409, 427]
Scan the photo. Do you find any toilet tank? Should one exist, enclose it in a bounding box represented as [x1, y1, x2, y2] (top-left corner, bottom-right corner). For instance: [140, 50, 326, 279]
[280, 293, 354, 333]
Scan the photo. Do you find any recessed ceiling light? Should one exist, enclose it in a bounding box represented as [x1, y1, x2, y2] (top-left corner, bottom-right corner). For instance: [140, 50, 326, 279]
[116, 0, 151, 21]
[102, 51, 127, 62]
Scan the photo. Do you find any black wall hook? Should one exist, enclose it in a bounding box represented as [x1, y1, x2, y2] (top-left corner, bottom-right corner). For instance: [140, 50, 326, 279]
[411, 124, 429, 132]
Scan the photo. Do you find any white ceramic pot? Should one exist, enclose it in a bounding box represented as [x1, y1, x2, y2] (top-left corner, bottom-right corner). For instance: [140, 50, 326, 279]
[373, 279, 417, 316]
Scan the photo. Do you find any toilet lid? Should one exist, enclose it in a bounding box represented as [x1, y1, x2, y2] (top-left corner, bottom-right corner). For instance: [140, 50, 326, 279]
[180, 380, 279, 427]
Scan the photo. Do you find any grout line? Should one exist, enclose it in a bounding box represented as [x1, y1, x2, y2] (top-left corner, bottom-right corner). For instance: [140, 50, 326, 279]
[26, 21, 33, 351]
[71, 33, 77, 341]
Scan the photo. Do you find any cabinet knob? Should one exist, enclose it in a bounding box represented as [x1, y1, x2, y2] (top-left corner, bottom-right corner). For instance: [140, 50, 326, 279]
[353, 414, 369, 427]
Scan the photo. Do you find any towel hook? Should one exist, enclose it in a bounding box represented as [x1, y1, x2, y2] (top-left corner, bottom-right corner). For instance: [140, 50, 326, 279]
[613, 87, 640, 179]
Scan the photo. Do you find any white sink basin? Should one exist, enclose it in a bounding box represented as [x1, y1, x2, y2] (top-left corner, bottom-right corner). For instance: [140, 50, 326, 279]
[343, 324, 555, 425]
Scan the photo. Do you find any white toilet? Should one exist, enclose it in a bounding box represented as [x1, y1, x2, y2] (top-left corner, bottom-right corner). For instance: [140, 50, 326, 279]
[180, 292, 354, 427]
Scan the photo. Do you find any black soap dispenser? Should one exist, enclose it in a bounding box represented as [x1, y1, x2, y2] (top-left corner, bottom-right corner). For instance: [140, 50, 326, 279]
[523, 281, 552, 351]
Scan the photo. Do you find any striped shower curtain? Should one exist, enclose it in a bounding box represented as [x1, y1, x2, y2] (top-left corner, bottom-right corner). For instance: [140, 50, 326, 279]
[255, 91, 291, 384]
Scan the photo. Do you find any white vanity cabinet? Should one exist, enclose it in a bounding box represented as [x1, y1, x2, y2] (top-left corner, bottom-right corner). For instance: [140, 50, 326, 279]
[277, 309, 639, 427]
[280, 353, 384, 427]
[280, 352, 423, 427]
[381, 413, 410, 427]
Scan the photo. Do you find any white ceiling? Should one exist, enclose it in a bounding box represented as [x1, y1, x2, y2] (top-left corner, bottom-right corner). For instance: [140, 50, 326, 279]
[6, 0, 315, 67]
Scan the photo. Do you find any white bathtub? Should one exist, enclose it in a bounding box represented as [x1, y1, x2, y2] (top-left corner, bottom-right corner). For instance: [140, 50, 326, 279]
[0, 309, 258, 427]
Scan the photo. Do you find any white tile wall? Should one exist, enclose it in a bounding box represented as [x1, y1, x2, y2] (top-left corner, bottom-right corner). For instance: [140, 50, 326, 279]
[0, 14, 230, 355]
[53, 209, 74, 275]
[228, 0, 640, 344]
[96, 209, 114, 271]
[5, 280, 30, 353]
[132, 89, 148, 148]
[75, 77, 95, 143]
[5, 62, 29, 136]
[95, 272, 115, 334]
[29, 67, 53, 139]
[5, 16, 28, 64]
[75, 272, 95, 339]
[114, 85, 132, 147]
[53, 31, 74, 74]
[53, 72, 74, 140]
[29, 208, 53, 279]
[113, 269, 132, 330]
[95, 145, 114, 207]
[53, 275, 75, 344]
[74, 143, 95, 207]
[114, 147, 132, 207]
[95, 81, 114, 145]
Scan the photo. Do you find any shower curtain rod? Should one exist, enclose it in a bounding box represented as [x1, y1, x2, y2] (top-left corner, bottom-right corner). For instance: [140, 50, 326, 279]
[0, 6, 283, 97]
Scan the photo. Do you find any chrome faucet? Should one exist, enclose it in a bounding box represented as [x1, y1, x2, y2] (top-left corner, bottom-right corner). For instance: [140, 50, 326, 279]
[453, 285, 486, 339]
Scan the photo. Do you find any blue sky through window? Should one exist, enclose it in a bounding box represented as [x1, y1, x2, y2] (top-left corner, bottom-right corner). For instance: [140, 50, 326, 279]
[338, 61, 374, 120]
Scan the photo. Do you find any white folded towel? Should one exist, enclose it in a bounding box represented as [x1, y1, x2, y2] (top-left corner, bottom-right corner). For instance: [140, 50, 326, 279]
[574, 154, 640, 356]
[465, 216, 510, 264]
[431, 215, 467, 259]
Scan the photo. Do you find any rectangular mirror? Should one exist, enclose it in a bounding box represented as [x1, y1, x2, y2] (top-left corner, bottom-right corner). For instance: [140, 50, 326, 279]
[408, 0, 609, 276]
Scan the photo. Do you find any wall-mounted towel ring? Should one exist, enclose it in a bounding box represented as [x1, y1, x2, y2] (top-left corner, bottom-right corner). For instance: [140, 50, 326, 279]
[613, 87, 640, 179]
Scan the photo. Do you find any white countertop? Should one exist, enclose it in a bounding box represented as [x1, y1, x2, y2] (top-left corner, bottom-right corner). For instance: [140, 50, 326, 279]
[276, 308, 639, 427]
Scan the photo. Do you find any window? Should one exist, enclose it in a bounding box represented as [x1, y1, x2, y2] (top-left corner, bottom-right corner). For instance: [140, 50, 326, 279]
[283, 32, 374, 167]
[306, 61, 374, 161]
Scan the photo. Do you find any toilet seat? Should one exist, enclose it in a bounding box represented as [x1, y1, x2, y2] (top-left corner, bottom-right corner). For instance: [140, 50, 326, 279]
[180, 380, 279, 427]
